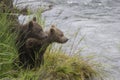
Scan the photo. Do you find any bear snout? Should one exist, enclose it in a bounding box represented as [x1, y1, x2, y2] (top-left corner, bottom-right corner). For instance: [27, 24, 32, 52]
[59, 37, 69, 43]
[66, 38, 69, 42]
[42, 33, 48, 39]
[65, 38, 69, 42]
[44, 35, 48, 39]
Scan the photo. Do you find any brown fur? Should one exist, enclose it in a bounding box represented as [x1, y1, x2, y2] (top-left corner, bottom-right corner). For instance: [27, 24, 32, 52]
[16, 17, 48, 69]
[25, 25, 68, 67]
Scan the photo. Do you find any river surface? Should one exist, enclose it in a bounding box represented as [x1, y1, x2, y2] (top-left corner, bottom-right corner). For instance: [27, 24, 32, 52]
[14, 0, 120, 80]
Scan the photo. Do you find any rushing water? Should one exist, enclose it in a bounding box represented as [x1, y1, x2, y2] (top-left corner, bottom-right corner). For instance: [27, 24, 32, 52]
[14, 0, 120, 80]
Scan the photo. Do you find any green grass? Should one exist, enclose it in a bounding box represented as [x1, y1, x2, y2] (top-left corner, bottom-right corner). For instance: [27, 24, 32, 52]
[0, 13, 18, 78]
[0, 8, 105, 80]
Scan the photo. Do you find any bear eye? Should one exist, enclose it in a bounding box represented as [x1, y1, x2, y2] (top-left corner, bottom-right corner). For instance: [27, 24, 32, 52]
[60, 34, 63, 37]
[38, 30, 40, 33]
[38, 29, 42, 33]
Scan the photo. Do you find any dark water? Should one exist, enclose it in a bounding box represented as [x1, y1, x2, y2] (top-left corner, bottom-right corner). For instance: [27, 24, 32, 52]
[14, 0, 120, 80]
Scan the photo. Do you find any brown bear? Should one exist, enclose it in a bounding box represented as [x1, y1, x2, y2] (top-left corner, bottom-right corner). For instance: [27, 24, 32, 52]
[16, 17, 48, 69]
[25, 25, 68, 67]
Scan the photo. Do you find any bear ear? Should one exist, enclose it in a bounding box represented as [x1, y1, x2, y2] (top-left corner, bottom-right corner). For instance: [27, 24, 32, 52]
[33, 17, 36, 22]
[51, 24, 55, 28]
[28, 21, 33, 29]
[50, 28, 55, 33]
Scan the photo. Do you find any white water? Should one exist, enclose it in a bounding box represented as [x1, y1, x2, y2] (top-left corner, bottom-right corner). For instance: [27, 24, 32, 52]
[14, 0, 120, 80]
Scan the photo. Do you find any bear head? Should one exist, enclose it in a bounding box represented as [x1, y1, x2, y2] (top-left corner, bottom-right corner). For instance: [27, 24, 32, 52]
[49, 25, 68, 43]
[26, 17, 48, 40]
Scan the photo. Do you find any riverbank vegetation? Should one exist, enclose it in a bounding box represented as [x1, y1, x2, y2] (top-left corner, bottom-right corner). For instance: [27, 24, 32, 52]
[0, 1, 104, 80]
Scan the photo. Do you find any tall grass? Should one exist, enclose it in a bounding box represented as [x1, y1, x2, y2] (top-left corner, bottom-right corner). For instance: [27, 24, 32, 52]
[0, 8, 104, 80]
[0, 13, 18, 78]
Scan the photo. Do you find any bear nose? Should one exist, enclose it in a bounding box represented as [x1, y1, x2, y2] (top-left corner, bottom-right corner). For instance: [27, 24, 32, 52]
[45, 35, 48, 38]
[44, 34, 48, 39]
[66, 38, 69, 42]
[67, 38, 69, 41]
